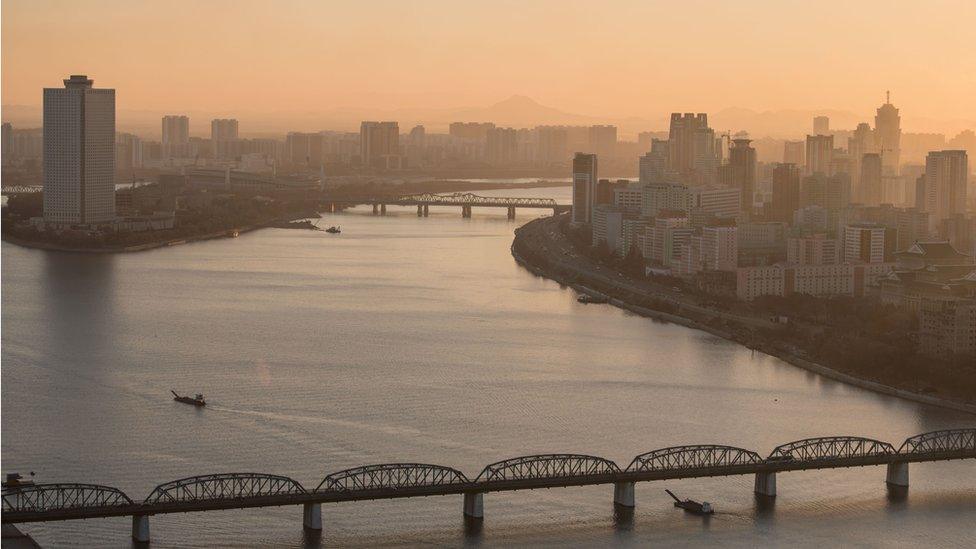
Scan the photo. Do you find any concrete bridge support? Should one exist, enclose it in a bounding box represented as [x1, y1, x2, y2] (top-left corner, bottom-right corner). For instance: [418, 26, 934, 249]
[303, 503, 322, 531]
[886, 462, 909, 487]
[417, 205, 424, 217]
[507, 206, 516, 220]
[372, 204, 379, 215]
[463, 492, 484, 519]
[754, 471, 776, 497]
[423, 204, 429, 217]
[131, 514, 150, 543]
[461, 205, 472, 218]
[613, 481, 635, 507]
[380, 204, 387, 215]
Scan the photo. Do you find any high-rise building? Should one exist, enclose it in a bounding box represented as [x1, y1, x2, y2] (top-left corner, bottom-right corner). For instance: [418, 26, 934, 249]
[1, 122, 12, 165]
[860, 153, 883, 206]
[688, 185, 741, 220]
[535, 126, 568, 166]
[641, 181, 689, 218]
[668, 113, 716, 184]
[588, 125, 617, 159]
[770, 163, 801, 223]
[783, 140, 805, 166]
[729, 138, 756, 216]
[360, 121, 400, 169]
[486, 127, 518, 165]
[805, 134, 833, 175]
[449, 122, 494, 140]
[813, 116, 830, 135]
[211, 118, 239, 160]
[848, 122, 876, 189]
[875, 91, 901, 175]
[638, 139, 670, 185]
[572, 153, 598, 225]
[161, 115, 189, 158]
[43, 75, 115, 225]
[922, 150, 968, 230]
[844, 223, 896, 263]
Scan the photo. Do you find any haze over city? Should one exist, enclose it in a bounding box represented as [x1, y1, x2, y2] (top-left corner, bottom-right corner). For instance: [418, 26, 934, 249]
[3, 0, 976, 136]
[2, 1, 975, 547]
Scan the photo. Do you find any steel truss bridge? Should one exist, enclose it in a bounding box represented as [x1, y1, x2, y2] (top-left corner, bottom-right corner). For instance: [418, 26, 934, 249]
[3, 429, 973, 543]
[325, 192, 570, 218]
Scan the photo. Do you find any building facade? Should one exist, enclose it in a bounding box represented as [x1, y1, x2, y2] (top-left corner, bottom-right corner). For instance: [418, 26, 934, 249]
[43, 75, 116, 225]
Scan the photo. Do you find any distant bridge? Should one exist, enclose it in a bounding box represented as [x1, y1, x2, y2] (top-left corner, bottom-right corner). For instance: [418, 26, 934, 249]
[325, 192, 570, 219]
[3, 429, 973, 544]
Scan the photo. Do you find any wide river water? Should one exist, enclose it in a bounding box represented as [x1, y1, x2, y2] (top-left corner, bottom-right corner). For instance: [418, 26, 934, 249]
[2, 187, 974, 548]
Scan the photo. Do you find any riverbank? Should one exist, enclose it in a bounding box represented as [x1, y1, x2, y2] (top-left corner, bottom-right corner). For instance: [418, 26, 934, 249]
[512, 214, 976, 415]
[0, 214, 309, 254]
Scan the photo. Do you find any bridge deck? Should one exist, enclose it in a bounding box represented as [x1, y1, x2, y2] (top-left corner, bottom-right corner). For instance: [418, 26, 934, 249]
[4, 449, 972, 524]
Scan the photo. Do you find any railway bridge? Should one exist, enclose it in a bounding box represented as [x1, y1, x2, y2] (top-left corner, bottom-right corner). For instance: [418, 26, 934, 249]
[325, 192, 570, 219]
[3, 428, 973, 543]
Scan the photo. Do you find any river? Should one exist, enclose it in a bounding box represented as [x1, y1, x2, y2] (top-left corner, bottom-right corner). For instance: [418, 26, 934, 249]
[2, 186, 973, 548]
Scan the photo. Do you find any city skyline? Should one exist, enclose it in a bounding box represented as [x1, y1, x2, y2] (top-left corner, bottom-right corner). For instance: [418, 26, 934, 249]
[3, 1, 976, 134]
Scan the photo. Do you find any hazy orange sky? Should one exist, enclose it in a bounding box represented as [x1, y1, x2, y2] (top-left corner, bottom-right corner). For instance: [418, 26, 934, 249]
[3, 0, 975, 126]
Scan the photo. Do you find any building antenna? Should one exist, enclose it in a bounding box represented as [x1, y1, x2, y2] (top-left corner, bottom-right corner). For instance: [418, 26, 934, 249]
[886, 90, 890, 104]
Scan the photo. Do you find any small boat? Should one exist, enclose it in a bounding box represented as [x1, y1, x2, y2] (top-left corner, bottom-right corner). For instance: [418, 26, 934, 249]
[2, 472, 35, 489]
[171, 390, 206, 407]
[325, 226, 341, 234]
[228, 229, 240, 238]
[577, 294, 608, 304]
[665, 489, 713, 515]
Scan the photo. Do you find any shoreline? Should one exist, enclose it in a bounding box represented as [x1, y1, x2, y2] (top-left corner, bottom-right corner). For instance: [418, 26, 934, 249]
[511, 216, 976, 416]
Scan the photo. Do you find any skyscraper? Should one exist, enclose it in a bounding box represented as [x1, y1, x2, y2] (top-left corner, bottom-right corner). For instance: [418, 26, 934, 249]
[770, 163, 801, 223]
[783, 140, 805, 166]
[572, 153, 597, 225]
[922, 150, 968, 230]
[859, 153, 883, 206]
[729, 138, 756, 216]
[162, 115, 189, 158]
[360, 121, 400, 169]
[43, 75, 115, 225]
[848, 122, 875, 189]
[813, 116, 830, 135]
[668, 113, 716, 185]
[805, 134, 833, 175]
[211, 118, 239, 159]
[587, 125, 617, 159]
[638, 139, 669, 184]
[874, 91, 901, 175]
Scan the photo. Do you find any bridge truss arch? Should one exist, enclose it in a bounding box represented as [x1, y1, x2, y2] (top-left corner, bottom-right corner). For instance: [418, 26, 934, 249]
[899, 428, 976, 454]
[398, 192, 558, 208]
[476, 454, 620, 482]
[315, 463, 469, 492]
[627, 445, 763, 472]
[2, 483, 134, 514]
[144, 473, 305, 504]
[769, 436, 895, 461]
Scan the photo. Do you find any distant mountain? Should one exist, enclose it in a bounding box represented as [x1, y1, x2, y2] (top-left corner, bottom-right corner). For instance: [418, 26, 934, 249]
[444, 95, 597, 126]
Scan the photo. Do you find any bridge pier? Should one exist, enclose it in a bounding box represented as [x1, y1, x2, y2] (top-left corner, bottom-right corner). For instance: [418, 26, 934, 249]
[613, 481, 635, 507]
[417, 205, 424, 217]
[372, 203, 378, 215]
[754, 471, 776, 497]
[886, 462, 909, 487]
[423, 204, 429, 217]
[461, 205, 472, 218]
[131, 514, 150, 543]
[463, 492, 484, 519]
[507, 206, 516, 220]
[303, 503, 322, 531]
[380, 204, 387, 215]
